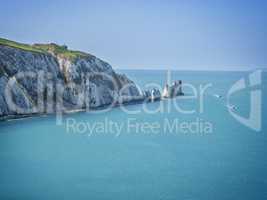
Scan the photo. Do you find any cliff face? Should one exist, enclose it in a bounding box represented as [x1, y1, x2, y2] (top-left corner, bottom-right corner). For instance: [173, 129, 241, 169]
[0, 39, 141, 117]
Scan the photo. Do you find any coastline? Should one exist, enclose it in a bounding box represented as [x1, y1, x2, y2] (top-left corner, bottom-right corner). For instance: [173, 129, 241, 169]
[0, 97, 153, 122]
[0, 93, 187, 122]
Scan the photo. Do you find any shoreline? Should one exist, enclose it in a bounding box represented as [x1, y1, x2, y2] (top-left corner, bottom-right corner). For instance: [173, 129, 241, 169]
[0, 87, 184, 123]
[0, 97, 158, 122]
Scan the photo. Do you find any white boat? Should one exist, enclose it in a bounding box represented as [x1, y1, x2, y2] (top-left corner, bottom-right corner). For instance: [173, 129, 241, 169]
[213, 94, 222, 98]
[227, 104, 237, 111]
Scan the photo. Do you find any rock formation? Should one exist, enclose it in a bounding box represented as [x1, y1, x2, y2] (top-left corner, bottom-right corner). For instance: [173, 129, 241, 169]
[162, 80, 183, 98]
[0, 38, 141, 118]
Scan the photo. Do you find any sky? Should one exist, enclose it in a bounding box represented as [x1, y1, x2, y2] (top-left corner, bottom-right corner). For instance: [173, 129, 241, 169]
[1, 0, 266, 70]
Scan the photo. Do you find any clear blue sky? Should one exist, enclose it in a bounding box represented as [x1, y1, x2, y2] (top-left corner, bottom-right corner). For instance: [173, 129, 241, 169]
[1, 0, 266, 70]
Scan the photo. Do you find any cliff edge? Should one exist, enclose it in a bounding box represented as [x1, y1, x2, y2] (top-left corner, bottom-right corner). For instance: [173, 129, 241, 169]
[0, 38, 141, 118]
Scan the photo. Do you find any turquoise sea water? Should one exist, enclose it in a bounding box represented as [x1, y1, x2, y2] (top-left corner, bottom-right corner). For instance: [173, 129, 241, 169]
[0, 70, 266, 199]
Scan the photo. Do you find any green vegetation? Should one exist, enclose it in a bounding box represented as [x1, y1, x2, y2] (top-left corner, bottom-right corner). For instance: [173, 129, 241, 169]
[0, 38, 92, 61]
[0, 38, 46, 53]
[0, 66, 5, 77]
[33, 43, 91, 61]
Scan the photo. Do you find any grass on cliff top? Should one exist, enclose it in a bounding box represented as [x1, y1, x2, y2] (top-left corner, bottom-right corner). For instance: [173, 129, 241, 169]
[33, 43, 91, 60]
[0, 38, 46, 53]
[0, 38, 92, 61]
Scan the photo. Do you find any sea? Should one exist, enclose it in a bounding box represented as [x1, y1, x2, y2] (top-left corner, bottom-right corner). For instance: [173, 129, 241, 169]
[0, 70, 266, 199]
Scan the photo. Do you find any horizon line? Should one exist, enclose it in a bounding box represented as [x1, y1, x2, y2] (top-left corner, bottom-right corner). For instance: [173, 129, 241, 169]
[115, 67, 266, 72]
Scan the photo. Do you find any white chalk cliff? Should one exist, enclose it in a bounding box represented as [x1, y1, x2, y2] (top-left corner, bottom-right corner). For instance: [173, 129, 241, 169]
[0, 38, 141, 118]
